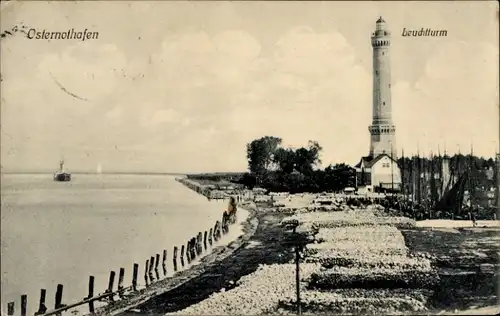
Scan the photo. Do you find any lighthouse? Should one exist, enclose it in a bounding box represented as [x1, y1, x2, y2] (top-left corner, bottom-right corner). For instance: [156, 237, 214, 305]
[369, 16, 397, 158]
[355, 17, 401, 192]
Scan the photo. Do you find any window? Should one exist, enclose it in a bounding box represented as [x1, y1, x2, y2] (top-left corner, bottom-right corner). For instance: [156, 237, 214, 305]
[389, 84, 391, 88]
[375, 71, 379, 75]
[382, 52, 385, 55]
[383, 102, 386, 105]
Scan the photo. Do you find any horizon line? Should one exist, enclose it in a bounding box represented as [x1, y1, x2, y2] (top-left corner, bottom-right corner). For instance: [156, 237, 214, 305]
[0, 171, 247, 176]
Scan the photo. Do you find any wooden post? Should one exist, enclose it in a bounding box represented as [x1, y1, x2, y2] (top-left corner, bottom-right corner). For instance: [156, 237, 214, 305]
[173, 246, 178, 272]
[188, 239, 193, 262]
[191, 237, 195, 259]
[180, 245, 185, 267]
[190, 237, 194, 259]
[173, 246, 178, 261]
[7, 302, 14, 315]
[208, 228, 213, 245]
[295, 243, 301, 315]
[154, 254, 160, 280]
[203, 231, 208, 250]
[107, 271, 116, 302]
[197, 232, 203, 255]
[195, 233, 199, 255]
[218, 220, 221, 240]
[20, 294, 27, 316]
[87, 276, 95, 313]
[55, 284, 63, 316]
[118, 268, 125, 297]
[35, 289, 47, 315]
[187, 239, 192, 261]
[162, 249, 167, 276]
[144, 259, 149, 286]
[132, 263, 139, 291]
[186, 241, 191, 264]
[149, 256, 155, 282]
[214, 221, 221, 241]
[221, 213, 226, 235]
[214, 221, 219, 242]
[149, 256, 155, 274]
[155, 254, 160, 271]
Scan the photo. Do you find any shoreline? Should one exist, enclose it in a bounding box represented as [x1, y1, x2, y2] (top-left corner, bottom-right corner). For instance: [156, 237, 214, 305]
[92, 183, 259, 316]
[121, 208, 295, 315]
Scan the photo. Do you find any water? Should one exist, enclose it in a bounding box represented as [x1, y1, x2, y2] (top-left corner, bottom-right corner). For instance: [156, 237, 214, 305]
[1, 174, 248, 315]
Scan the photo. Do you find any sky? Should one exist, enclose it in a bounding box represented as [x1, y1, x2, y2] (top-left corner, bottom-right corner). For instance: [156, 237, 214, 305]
[1, 1, 498, 173]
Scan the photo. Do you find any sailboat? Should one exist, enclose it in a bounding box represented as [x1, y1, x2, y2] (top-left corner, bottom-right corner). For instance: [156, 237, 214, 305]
[96, 163, 103, 174]
[53, 159, 71, 181]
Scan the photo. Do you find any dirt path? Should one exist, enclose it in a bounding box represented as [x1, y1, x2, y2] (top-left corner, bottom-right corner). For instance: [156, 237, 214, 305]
[117, 209, 294, 315]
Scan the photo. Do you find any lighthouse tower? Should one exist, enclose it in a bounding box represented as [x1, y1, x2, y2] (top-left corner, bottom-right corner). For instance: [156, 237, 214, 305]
[355, 17, 401, 192]
[369, 17, 397, 158]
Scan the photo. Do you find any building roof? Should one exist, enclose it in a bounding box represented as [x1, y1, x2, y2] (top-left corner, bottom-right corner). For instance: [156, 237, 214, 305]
[355, 156, 373, 168]
[376, 16, 385, 23]
[355, 153, 397, 169]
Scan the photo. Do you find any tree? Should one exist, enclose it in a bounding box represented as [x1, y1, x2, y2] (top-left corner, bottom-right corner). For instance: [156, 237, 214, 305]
[246, 136, 282, 175]
[293, 140, 323, 175]
[245, 137, 331, 192]
[307, 140, 323, 167]
[318, 163, 355, 192]
[274, 147, 296, 174]
[239, 173, 257, 190]
[294, 147, 313, 175]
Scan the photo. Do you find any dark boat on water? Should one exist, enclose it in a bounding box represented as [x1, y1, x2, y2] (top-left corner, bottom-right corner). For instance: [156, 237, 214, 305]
[53, 160, 71, 182]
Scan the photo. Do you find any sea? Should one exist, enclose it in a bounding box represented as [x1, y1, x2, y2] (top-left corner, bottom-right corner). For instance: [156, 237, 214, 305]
[0, 173, 248, 315]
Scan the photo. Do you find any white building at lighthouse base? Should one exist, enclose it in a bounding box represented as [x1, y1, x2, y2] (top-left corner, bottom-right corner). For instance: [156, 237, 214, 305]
[355, 154, 402, 192]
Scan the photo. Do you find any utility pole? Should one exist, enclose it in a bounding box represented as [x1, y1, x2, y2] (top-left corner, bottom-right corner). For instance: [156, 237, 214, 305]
[295, 241, 301, 315]
[391, 142, 395, 195]
[281, 221, 317, 316]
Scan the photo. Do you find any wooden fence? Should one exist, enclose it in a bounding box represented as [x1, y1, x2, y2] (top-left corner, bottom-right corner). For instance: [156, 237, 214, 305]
[4, 210, 237, 316]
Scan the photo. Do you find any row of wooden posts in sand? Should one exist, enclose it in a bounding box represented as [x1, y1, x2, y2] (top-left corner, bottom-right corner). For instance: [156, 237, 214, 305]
[183, 197, 238, 265]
